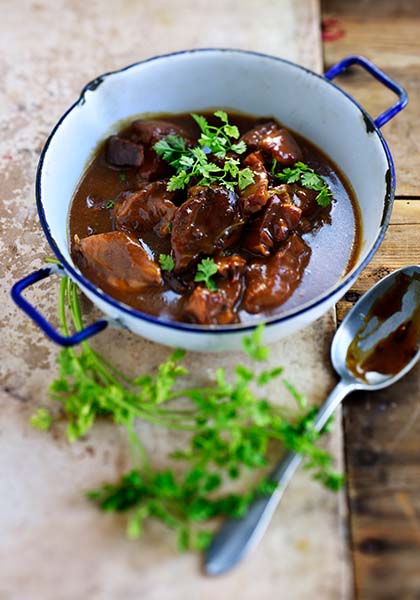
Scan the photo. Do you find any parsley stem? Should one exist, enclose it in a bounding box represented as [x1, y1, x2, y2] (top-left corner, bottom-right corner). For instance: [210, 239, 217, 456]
[135, 410, 197, 430]
[144, 407, 198, 417]
[126, 422, 150, 473]
[102, 392, 195, 430]
[59, 278, 69, 337]
[44, 257, 62, 265]
[66, 279, 123, 387]
[89, 356, 124, 387]
[168, 386, 226, 400]
[139, 406, 198, 425]
[91, 350, 134, 386]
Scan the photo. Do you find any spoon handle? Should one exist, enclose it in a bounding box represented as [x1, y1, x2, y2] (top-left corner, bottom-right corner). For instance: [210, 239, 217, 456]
[204, 379, 355, 576]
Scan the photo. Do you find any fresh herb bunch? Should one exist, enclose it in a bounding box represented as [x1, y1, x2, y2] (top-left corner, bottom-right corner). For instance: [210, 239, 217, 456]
[276, 161, 332, 207]
[32, 271, 343, 551]
[153, 111, 255, 192]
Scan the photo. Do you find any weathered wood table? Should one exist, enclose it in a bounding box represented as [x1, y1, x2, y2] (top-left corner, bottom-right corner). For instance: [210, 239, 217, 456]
[0, 1, 418, 598]
[323, 1, 420, 598]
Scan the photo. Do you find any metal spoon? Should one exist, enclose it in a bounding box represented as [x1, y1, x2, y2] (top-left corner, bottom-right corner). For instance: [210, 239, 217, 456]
[205, 265, 420, 576]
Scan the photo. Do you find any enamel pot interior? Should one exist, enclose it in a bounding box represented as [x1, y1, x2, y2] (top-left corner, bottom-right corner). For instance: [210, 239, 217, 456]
[37, 49, 393, 348]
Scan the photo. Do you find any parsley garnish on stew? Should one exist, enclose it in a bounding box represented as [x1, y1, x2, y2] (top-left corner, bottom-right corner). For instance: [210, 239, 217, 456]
[194, 257, 218, 291]
[276, 161, 332, 207]
[159, 253, 175, 272]
[153, 111, 255, 193]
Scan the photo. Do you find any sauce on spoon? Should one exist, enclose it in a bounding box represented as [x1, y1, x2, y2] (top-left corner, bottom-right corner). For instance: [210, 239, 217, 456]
[346, 272, 420, 381]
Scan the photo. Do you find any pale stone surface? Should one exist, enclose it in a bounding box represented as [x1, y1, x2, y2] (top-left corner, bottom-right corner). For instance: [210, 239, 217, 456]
[0, 1, 350, 599]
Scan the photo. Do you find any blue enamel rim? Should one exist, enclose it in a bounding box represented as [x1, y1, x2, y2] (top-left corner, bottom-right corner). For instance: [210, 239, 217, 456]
[35, 48, 405, 336]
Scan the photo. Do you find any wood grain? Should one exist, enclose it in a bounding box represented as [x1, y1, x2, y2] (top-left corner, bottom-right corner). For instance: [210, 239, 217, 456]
[323, 2, 420, 598]
[322, 0, 420, 197]
[338, 200, 420, 599]
[343, 360, 420, 600]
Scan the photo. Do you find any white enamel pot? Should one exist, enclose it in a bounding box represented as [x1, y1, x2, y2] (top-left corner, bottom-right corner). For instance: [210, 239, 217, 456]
[11, 50, 407, 352]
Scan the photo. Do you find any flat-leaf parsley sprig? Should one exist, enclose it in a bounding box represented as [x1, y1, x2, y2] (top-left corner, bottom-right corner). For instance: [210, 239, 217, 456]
[31, 271, 343, 550]
[153, 111, 254, 192]
[194, 257, 218, 291]
[276, 161, 332, 207]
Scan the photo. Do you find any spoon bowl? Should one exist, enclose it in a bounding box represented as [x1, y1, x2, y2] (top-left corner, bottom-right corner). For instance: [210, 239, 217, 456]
[331, 264, 420, 389]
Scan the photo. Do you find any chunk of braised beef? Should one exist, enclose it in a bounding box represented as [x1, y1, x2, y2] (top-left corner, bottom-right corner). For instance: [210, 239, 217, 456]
[74, 231, 162, 292]
[184, 284, 240, 325]
[130, 120, 192, 181]
[130, 119, 191, 147]
[215, 255, 247, 279]
[106, 136, 144, 168]
[292, 186, 320, 217]
[240, 121, 278, 152]
[259, 129, 303, 166]
[136, 150, 172, 181]
[184, 255, 246, 324]
[243, 234, 311, 313]
[162, 270, 194, 295]
[171, 185, 243, 272]
[114, 182, 177, 238]
[239, 151, 269, 215]
[243, 187, 302, 256]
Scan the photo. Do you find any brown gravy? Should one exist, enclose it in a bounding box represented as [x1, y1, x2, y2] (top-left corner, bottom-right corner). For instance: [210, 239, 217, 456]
[346, 272, 420, 381]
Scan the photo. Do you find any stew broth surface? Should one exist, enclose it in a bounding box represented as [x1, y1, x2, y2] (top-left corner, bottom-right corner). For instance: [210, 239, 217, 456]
[69, 111, 362, 325]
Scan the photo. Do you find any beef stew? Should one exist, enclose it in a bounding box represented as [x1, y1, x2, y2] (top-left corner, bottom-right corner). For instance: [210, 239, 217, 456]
[69, 111, 361, 325]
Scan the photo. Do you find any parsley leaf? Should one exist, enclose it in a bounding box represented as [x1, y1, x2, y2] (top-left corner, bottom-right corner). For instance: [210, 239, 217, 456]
[30, 407, 53, 431]
[159, 253, 174, 272]
[282, 379, 307, 410]
[243, 324, 269, 361]
[166, 169, 189, 192]
[213, 110, 229, 124]
[277, 161, 332, 206]
[153, 134, 187, 167]
[315, 187, 331, 208]
[270, 158, 278, 175]
[194, 257, 218, 291]
[238, 167, 255, 191]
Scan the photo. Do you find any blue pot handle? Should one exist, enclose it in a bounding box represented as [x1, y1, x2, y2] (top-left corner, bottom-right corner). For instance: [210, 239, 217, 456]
[324, 55, 408, 128]
[11, 265, 108, 347]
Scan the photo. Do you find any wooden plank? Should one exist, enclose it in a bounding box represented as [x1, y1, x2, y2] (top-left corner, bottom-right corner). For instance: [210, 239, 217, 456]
[335, 122, 420, 598]
[322, 3, 420, 598]
[337, 199, 420, 600]
[343, 360, 420, 600]
[322, 0, 420, 197]
[0, 2, 353, 600]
